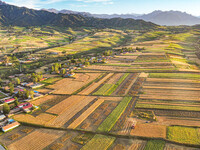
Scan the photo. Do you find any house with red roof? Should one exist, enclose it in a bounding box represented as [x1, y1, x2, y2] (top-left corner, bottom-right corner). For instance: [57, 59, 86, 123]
[4, 98, 15, 104]
[17, 102, 33, 113]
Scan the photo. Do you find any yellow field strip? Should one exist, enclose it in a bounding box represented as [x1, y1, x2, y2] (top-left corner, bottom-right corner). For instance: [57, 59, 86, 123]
[46, 95, 86, 115]
[68, 99, 104, 129]
[8, 129, 64, 150]
[46, 96, 96, 127]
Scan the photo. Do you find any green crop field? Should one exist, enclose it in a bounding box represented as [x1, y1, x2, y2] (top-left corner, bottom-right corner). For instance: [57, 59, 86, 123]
[93, 73, 129, 96]
[167, 126, 200, 145]
[97, 97, 132, 132]
[144, 140, 165, 150]
[93, 84, 114, 96]
[149, 73, 200, 80]
[81, 134, 116, 150]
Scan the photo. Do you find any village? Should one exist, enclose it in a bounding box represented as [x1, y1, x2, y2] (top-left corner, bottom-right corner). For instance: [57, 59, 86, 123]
[0, 47, 136, 134]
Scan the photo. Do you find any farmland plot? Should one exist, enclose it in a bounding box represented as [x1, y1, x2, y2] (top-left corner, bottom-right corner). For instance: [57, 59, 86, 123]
[46, 96, 97, 127]
[85, 65, 127, 72]
[134, 54, 170, 62]
[31, 95, 59, 106]
[97, 97, 132, 132]
[112, 73, 138, 96]
[81, 134, 115, 150]
[156, 116, 200, 127]
[47, 73, 101, 94]
[164, 143, 199, 150]
[8, 129, 65, 150]
[144, 140, 165, 150]
[128, 77, 146, 96]
[68, 98, 105, 129]
[153, 109, 200, 118]
[79, 73, 114, 95]
[46, 95, 88, 115]
[93, 73, 129, 96]
[167, 126, 200, 145]
[77, 100, 120, 131]
[130, 123, 166, 138]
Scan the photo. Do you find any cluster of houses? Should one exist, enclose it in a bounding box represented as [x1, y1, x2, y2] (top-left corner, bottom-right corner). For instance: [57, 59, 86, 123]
[0, 74, 46, 132]
[0, 102, 35, 132]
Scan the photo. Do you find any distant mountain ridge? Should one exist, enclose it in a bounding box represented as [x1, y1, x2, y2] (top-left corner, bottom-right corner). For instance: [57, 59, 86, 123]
[0, 0, 7, 5]
[44, 8, 200, 26]
[43, 8, 141, 19]
[0, 3, 157, 30]
[137, 10, 200, 26]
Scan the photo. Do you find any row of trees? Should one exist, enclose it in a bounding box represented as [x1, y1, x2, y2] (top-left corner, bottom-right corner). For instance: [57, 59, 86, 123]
[31, 73, 43, 83]
[17, 89, 34, 99]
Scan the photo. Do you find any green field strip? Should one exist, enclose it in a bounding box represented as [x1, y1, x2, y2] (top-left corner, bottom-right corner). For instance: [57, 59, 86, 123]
[149, 73, 200, 80]
[136, 103, 200, 111]
[97, 97, 132, 132]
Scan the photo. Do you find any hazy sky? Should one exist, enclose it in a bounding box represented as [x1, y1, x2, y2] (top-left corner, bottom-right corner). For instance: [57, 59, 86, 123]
[4, 0, 200, 16]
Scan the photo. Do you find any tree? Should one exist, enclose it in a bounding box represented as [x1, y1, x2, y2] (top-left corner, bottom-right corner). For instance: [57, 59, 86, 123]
[14, 97, 19, 106]
[32, 77, 38, 83]
[16, 78, 20, 85]
[71, 59, 76, 64]
[62, 50, 66, 54]
[25, 89, 29, 99]
[62, 69, 66, 75]
[3, 103, 10, 115]
[84, 61, 90, 66]
[29, 90, 34, 99]
[51, 65, 55, 72]
[8, 83, 14, 94]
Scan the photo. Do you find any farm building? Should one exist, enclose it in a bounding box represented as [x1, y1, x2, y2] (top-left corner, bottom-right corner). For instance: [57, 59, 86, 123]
[1, 119, 20, 132]
[17, 102, 33, 113]
[64, 73, 75, 78]
[4, 98, 15, 104]
[0, 115, 6, 121]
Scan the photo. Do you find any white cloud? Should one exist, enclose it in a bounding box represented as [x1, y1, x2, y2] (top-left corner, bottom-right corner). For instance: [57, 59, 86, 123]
[6, 0, 68, 9]
[77, 0, 113, 5]
[6, 0, 113, 9]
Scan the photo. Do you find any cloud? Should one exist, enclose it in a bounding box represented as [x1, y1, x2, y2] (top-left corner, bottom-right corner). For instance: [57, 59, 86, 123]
[77, 0, 113, 5]
[6, 0, 68, 9]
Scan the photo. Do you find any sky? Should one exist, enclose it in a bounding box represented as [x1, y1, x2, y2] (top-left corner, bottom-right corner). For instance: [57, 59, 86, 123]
[3, 0, 200, 16]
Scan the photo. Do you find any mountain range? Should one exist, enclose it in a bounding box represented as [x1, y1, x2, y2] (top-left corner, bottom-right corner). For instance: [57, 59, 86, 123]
[44, 9, 200, 26]
[0, 1, 157, 29]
